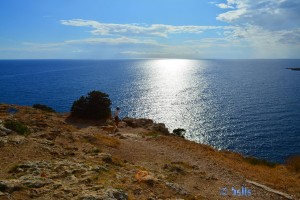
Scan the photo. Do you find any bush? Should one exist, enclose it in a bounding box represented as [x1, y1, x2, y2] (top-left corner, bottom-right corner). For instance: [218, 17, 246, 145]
[4, 120, 30, 135]
[286, 155, 300, 172]
[244, 157, 277, 168]
[33, 104, 55, 112]
[172, 128, 186, 137]
[71, 90, 111, 120]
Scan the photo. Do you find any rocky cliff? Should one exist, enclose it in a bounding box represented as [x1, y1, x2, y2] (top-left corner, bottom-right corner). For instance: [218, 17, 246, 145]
[0, 104, 299, 200]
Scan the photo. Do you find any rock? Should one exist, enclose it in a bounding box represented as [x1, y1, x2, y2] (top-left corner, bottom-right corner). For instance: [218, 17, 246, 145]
[135, 170, 156, 186]
[150, 123, 169, 135]
[0, 137, 8, 147]
[106, 189, 128, 200]
[165, 182, 188, 195]
[122, 118, 153, 128]
[122, 118, 169, 134]
[112, 191, 128, 200]
[0, 180, 23, 193]
[79, 194, 103, 200]
[99, 153, 113, 164]
[0, 130, 7, 137]
[0, 125, 13, 135]
[0, 191, 6, 196]
[122, 117, 138, 128]
[8, 135, 26, 145]
[117, 121, 127, 128]
[92, 165, 109, 173]
[20, 176, 52, 188]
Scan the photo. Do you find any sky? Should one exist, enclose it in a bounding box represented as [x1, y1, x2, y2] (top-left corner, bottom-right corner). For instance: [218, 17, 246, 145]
[0, 0, 300, 59]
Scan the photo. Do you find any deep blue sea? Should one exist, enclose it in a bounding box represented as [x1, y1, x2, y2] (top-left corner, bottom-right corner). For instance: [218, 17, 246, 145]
[0, 59, 299, 163]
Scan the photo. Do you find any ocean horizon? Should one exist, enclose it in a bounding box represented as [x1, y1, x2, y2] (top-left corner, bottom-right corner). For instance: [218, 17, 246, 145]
[1, 59, 299, 163]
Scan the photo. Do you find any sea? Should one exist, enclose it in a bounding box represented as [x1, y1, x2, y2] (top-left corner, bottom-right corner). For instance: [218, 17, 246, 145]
[0, 59, 299, 163]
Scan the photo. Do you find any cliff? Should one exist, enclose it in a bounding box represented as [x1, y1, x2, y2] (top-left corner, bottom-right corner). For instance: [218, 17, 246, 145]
[0, 104, 299, 200]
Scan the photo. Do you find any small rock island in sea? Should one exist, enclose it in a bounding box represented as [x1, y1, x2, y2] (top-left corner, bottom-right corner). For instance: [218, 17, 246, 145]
[287, 68, 300, 71]
[0, 103, 299, 199]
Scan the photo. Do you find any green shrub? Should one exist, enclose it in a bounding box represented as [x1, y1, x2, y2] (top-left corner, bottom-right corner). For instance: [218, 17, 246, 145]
[33, 104, 55, 112]
[172, 128, 186, 137]
[71, 90, 111, 120]
[4, 120, 30, 135]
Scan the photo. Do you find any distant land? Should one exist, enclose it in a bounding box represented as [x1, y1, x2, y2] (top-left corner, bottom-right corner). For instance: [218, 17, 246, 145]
[287, 68, 300, 71]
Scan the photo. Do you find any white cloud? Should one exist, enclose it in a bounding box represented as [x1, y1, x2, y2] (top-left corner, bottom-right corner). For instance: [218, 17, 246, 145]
[65, 37, 160, 46]
[213, 0, 300, 58]
[216, 3, 234, 9]
[21, 37, 160, 49]
[61, 19, 233, 37]
[216, 0, 300, 30]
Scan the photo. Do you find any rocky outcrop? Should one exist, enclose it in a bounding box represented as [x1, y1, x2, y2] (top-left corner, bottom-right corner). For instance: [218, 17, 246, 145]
[122, 117, 169, 134]
[0, 160, 128, 200]
[287, 68, 300, 71]
[0, 120, 13, 136]
[0, 104, 299, 200]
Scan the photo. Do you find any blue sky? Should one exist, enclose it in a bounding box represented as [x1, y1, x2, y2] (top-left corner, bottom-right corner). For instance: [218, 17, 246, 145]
[1, 0, 300, 59]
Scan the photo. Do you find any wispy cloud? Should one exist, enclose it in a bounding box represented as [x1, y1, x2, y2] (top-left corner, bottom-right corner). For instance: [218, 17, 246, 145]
[215, 0, 300, 30]
[61, 19, 233, 37]
[216, 3, 234, 9]
[211, 0, 300, 58]
[21, 37, 160, 49]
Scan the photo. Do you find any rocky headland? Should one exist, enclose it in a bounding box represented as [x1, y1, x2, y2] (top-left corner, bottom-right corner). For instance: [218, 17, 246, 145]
[0, 104, 299, 200]
[287, 68, 300, 71]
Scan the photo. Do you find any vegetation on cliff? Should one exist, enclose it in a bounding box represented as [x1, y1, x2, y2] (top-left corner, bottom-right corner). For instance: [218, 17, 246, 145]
[0, 103, 299, 200]
[70, 90, 111, 120]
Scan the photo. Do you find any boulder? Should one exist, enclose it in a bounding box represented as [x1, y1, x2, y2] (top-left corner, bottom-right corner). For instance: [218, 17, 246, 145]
[0, 130, 6, 137]
[122, 117, 169, 134]
[150, 123, 169, 135]
[165, 182, 188, 195]
[0, 137, 7, 147]
[8, 135, 26, 145]
[0, 180, 23, 193]
[106, 188, 128, 200]
[0, 126, 13, 135]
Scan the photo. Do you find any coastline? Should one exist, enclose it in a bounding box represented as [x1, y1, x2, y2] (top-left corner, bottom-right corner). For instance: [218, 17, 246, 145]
[287, 68, 300, 71]
[0, 104, 299, 199]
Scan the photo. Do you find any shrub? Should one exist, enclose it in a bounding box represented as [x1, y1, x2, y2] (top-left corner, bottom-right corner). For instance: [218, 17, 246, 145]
[244, 157, 277, 168]
[33, 104, 55, 112]
[172, 128, 186, 138]
[0, 182, 7, 192]
[71, 90, 111, 120]
[4, 120, 30, 135]
[286, 155, 300, 172]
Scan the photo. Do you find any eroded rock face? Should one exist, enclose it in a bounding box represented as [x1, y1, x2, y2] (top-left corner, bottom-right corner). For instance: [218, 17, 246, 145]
[122, 118, 169, 134]
[1, 160, 128, 199]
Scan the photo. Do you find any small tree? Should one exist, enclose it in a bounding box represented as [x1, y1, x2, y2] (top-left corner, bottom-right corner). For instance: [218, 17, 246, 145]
[71, 90, 111, 120]
[173, 128, 186, 138]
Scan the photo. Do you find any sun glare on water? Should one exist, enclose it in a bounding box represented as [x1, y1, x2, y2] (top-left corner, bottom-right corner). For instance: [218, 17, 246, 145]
[136, 59, 210, 141]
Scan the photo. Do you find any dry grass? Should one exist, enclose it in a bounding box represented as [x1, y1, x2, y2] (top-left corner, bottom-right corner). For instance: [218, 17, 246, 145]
[286, 155, 300, 173]
[139, 131, 161, 138]
[95, 134, 120, 148]
[218, 151, 300, 196]
[83, 133, 120, 148]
